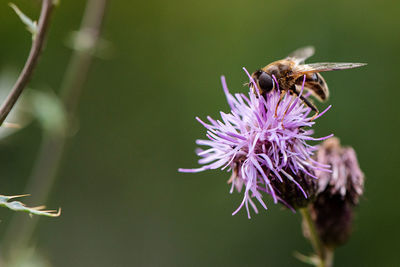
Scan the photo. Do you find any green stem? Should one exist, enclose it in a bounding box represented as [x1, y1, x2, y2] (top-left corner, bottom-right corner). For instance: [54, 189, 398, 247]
[324, 247, 334, 267]
[299, 207, 334, 267]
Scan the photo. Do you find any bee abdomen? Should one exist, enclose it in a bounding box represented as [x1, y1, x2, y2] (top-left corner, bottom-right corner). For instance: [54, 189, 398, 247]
[296, 73, 329, 101]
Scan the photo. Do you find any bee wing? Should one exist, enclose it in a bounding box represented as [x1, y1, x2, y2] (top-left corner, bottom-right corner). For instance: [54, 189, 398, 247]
[286, 46, 315, 64]
[291, 62, 366, 102]
[293, 62, 367, 74]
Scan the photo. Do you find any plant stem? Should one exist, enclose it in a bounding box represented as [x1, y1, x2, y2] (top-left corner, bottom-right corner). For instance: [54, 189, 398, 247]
[299, 207, 334, 267]
[0, 0, 54, 126]
[2, 0, 108, 259]
[324, 247, 334, 267]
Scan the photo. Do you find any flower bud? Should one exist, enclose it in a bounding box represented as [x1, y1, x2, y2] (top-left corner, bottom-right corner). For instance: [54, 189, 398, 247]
[310, 137, 364, 247]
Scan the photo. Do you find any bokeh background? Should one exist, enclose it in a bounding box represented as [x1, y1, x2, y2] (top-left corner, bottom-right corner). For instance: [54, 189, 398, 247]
[0, 0, 399, 266]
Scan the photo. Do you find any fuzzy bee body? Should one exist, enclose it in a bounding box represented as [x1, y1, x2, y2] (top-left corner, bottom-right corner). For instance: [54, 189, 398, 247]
[250, 46, 366, 112]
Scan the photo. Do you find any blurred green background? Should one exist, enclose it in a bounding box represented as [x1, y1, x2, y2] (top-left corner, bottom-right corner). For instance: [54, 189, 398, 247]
[0, 0, 399, 266]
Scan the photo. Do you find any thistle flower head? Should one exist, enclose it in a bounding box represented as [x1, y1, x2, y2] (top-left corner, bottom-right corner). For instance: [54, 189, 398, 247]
[314, 137, 364, 204]
[179, 69, 332, 218]
[309, 137, 365, 247]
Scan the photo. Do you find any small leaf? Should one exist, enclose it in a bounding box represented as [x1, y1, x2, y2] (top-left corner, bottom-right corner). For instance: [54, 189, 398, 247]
[0, 194, 60, 217]
[9, 3, 38, 39]
[65, 31, 114, 59]
[65, 30, 96, 53]
[28, 89, 67, 136]
[293, 251, 321, 266]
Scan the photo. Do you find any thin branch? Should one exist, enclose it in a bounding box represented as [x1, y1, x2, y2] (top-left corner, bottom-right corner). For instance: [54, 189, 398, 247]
[60, 0, 108, 116]
[0, 0, 54, 125]
[2, 0, 108, 258]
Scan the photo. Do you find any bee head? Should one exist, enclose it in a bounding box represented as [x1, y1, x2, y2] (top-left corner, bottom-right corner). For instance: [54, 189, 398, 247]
[251, 70, 275, 94]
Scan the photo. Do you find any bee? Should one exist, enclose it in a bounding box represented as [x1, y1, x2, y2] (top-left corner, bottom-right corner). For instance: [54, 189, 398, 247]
[250, 46, 366, 114]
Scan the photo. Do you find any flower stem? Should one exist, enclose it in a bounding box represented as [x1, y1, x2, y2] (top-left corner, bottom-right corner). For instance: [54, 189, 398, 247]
[299, 207, 334, 267]
[324, 247, 334, 267]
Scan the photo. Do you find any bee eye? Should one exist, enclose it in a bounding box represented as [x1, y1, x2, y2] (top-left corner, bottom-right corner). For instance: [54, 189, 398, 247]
[258, 72, 275, 93]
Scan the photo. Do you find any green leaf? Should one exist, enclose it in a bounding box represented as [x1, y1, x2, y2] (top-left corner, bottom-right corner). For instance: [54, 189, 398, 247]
[28, 89, 67, 136]
[65, 31, 114, 59]
[293, 251, 321, 266]
[9, 3, 38, 39]
[0, 194, 60, 217]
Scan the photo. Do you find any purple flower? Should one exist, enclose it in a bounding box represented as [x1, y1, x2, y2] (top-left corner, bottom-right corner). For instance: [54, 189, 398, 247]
[314, 137, 364, 204]
[179, 68, 332, 218]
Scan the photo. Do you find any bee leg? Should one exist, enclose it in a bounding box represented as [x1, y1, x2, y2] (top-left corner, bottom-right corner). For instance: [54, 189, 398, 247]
[291, 87, 319, 120]
[274, 90, 286, 117]
[309, 110, 320, 121]
[281, 93, 297, 124]
[301, 96, 319, 120]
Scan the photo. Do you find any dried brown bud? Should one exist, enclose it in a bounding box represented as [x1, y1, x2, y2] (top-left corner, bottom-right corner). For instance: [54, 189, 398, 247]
[310, 137, 365, 248]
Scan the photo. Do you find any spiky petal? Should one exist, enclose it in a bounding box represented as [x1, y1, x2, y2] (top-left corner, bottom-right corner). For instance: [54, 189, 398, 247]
[179, 69, 332, 218]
